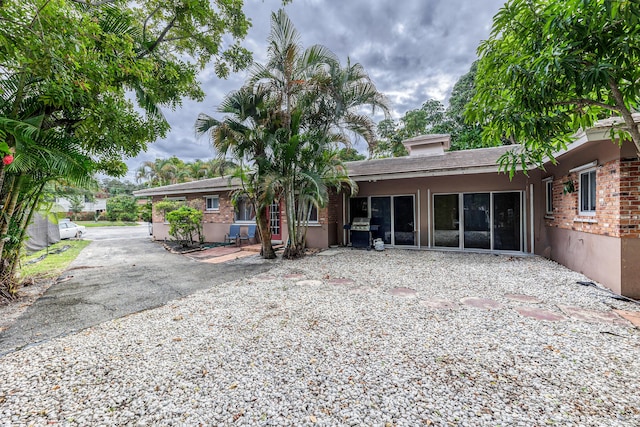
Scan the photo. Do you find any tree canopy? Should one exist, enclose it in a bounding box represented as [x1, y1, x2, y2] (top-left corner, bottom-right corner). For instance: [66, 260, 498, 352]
[0, 0, 260, 294]
[374, 62, 489, 157]
[468, 0, 640, 174]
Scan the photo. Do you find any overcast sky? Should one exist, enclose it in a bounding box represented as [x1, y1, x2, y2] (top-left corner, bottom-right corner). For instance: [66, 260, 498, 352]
[124, 0, 506, 181]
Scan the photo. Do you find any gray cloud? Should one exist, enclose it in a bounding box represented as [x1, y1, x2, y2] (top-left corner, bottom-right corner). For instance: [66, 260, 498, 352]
[125, 0, 505, 180]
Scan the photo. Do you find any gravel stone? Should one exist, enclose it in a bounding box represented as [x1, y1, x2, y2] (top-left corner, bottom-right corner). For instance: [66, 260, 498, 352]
[1, 250, 639, 426]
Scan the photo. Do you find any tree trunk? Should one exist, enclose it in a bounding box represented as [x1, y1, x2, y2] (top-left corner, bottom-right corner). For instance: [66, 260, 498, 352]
[0, 174, 24, 294]
[282, 180, 304, 259]
[608, 79, 640, 154]
[0, 174, 21, 258]
[255, 204, 276, 259]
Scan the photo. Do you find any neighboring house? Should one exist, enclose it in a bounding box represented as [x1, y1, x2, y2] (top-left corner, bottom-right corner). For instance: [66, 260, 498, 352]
[55, 195, 107, 218]
[134, 119, 640, 298]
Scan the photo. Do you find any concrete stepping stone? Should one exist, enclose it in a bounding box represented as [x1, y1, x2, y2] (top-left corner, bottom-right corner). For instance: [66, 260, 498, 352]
[460, 297, 503, 310]
[419, 298, 458, 310]
[389, 287, 417, 297]
[614, 310, 640, 328]
[515, 306, 566, 322]
[504, 293, 543, 304]
[327, 278, 355, 285]
[558, 305, 630, 325]
[296, 280, 323, 286]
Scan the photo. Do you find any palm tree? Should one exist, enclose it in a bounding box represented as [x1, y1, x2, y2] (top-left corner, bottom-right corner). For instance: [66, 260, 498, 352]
[197, 9, 387, 259]
[248, 10, 387, 258]
[308, 57, 390, 150]
[203, 158, 237, 178]
[195, 84, 279, 259]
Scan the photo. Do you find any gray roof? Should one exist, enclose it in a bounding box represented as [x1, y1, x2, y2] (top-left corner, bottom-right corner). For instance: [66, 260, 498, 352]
[133, 176, 240, 197]
[133, 145, 519, 197]
[346, 145, 518, 181]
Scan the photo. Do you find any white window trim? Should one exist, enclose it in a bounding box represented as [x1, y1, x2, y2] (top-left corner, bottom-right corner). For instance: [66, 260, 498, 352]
[205, 195, 220, 211]
[234, 197, 256, 223]
[307, 203, 319, 224]
[543, 177, 554, 215]
[578, 168, 597, 216]
[569, 160, 598, 173]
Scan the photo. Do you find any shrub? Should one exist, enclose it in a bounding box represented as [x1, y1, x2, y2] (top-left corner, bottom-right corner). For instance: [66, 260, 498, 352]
[106, 195, 138, 222]
[139, 200, 152, 223]
[165, 206, 203, 247]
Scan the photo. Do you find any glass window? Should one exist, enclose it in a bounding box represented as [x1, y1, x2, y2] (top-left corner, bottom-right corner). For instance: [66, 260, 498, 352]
[544, 179, 553, 214]
[393, 195, 415, 246]
[294, 201, 319, 223]
[463, 193, 491, 249]
[308, 204, 318, 222]
[433, 194, 460, 248]
[579, 169, 597, 214]
[205, 196, 219, 211]
[493, 192, 521, 251]
[371, 197, 392, 244]
[235, 198, 255, 222]
[349, 197, 368, 222]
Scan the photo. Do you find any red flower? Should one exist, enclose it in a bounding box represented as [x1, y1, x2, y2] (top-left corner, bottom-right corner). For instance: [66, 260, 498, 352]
[3, 154, 13, 165]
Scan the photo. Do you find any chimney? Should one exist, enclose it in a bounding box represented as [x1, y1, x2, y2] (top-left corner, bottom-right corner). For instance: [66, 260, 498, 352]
[402, 134, 451, 157]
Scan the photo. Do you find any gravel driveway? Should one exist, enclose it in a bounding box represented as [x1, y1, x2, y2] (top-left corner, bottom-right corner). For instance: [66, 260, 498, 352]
[1, 249, 639, 426]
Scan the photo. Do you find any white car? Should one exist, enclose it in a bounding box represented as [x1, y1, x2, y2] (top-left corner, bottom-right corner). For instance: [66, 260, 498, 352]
[58, 221, 87, 239]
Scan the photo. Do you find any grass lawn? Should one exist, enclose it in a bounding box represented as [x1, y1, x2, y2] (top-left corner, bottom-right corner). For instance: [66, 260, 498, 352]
[19, 240, 92, 280]
[75, 221, 140, 227]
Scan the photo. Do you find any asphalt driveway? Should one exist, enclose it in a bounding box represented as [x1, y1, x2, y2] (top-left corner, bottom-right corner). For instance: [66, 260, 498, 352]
[0, 226, 273, 355]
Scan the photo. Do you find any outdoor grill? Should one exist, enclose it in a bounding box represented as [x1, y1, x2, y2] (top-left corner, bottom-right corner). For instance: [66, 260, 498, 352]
[345, 217, 379, 249]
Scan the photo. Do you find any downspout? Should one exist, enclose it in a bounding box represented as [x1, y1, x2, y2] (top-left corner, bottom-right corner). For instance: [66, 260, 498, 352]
[417, 189, 421, 248]
[530, 184, 535, 254]
[342, 192, 346, 246]
[427, 189, 431, 248]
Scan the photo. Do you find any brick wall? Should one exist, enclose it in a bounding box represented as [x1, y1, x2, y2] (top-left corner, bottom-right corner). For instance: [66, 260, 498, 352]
[152, 192, 235, 225]
[326, 190, 340, 225]
[545, 158, 640, 238]
[619, 159, 640, 238]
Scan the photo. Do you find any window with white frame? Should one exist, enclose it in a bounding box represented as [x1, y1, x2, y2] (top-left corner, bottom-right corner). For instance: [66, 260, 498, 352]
[579, 169, 597, 215]
[308, 203, 318, 223]
[205, 195, 219, 211]
[544, 177, 554, 215]
[296, 201, 319, 223]
[235, 198, 255, 222]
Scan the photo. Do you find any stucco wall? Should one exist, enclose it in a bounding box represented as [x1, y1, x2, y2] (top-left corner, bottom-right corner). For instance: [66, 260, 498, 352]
[545, 227, 622, 294]
[621, 238, 640, 298]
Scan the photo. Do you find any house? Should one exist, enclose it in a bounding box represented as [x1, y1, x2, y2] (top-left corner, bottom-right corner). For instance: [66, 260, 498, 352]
[55, 195, 107, 220]
[133, 119, 640, 298]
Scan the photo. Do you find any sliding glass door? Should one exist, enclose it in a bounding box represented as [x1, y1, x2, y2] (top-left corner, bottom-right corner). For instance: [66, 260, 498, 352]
[493, 192, 521, 251]
[349, 195, 416, 246]
[463, 193, 490, 249]
[394, 196, 415, 246]
[371, 197, 392, 244]
[433, 191, 522, 251]
[433, 194, 459, 247]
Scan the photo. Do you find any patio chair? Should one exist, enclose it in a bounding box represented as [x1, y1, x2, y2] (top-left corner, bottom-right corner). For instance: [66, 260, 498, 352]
[225, 224, 241, 245]
[239, 224, 257, 245]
